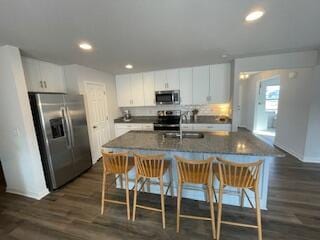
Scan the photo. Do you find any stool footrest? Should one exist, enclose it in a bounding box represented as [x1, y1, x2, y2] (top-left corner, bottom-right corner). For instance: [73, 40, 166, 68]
[221, 220, 258, 229]
[104, 199, 127, 205]
[136, 204, 162, 212]
[180, 214, 212, 221]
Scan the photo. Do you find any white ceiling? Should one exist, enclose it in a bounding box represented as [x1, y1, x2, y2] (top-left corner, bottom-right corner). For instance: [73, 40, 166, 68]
[1, 0, 320, 74]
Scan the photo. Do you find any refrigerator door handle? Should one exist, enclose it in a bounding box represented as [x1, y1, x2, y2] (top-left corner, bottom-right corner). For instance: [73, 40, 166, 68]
[61, 107, 72, 149]
[65, 107, 75, 147]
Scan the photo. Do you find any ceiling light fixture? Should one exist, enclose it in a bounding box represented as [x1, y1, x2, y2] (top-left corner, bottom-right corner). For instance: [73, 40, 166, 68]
[125, 64, 133, 69]
[79, 42, 93, 50]
[245, 10, 264, 22]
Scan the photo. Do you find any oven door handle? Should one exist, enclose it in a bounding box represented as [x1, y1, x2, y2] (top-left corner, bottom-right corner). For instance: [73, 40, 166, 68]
[154, 124, 180, 127]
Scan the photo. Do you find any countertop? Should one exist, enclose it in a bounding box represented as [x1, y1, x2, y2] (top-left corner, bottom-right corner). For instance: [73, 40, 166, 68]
[103, 130, 284, 157]
[114, 115, 231, 124]
[114, 116, 157, 124]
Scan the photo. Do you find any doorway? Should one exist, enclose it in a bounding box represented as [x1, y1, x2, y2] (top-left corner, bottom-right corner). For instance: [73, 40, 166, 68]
[84, 82, 111, 164]
[0, 161, 6, 192]
[254, 76, 280, 143]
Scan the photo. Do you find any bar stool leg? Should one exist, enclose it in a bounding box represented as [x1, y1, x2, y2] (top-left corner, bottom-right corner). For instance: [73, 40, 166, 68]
[176, 182, 182, 233]
[240, 188, 245, 208]
[160, 176, 166, 229]
[169, 165, 174, 197]
[208, 185, 217, 239]
[216, 183, 224, 240]
[132, 175, 139, 222]
[101, 171, 106, 215]
[125, 173, 130, 220]
[255, 188, 263, 240]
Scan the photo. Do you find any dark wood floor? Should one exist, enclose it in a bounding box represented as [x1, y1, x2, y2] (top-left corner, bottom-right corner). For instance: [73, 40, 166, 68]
[1, 152, 320, 239]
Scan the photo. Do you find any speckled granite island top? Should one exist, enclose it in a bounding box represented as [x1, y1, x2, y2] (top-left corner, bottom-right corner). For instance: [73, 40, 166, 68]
[103, 131, 284, 157]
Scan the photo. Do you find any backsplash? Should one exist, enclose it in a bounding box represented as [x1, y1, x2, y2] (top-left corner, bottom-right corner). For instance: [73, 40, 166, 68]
[120, 103, 231, 117]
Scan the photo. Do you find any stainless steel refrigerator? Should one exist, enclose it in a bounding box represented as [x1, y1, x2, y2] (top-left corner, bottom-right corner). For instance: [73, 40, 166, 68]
[29, 93, 92, 191]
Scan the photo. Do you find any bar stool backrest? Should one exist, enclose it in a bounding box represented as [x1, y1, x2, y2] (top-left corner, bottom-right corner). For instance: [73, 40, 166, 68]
[134, 154, 165, 178]
[216, 158, 263, 188]
[101, 152, 128, 174]
[176, 156, 214, 184]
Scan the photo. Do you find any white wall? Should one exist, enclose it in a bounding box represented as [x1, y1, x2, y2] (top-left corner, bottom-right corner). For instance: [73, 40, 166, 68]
[232, 50, 318, 131]
[304, 65, 320, 162]
[64, 64, 121, 139]
[0, 45, 49, 199]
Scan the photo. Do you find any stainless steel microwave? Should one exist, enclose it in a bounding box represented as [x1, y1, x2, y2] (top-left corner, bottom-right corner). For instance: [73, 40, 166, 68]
[155, 90, 180, 105]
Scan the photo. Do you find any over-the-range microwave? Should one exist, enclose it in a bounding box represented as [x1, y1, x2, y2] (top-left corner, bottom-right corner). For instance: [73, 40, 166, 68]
[155, 90, 180, 105]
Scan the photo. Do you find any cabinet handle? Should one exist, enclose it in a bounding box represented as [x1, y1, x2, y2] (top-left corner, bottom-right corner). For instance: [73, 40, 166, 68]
[40, 81, 43, 88]
[44, 81, 47, 88]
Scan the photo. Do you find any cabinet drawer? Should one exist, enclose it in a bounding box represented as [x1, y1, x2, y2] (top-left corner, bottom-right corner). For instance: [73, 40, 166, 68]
[192, 124, 231, 132]
[181, 124, 193, 131]
[141, 124, 154, 131]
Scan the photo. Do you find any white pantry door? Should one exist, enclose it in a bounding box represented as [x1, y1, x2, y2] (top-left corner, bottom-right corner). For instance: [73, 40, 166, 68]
[85, 82, 110, 163]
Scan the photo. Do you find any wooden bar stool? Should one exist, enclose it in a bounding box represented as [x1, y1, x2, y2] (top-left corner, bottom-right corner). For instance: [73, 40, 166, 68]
[132, 153, 173, 229]
[101, 151, 134, 220]
[175, 156, 216, 240]
[214, 158, 264, 240]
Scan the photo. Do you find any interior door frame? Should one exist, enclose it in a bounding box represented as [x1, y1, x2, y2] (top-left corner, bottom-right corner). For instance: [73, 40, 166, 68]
[253, 75, 280, 132]
[84, 81, 111, 164]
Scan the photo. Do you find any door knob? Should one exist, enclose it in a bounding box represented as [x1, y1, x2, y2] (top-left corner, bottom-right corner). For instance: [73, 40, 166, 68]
[93, 126, 97, 129]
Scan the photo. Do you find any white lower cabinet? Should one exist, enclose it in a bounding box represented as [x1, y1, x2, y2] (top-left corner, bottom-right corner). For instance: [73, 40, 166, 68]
[181, 124, 231, 132]
[115, 123, 154, 137]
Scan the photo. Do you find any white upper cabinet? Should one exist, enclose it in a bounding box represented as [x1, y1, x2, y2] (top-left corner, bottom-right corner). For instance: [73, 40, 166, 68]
[154, 70, 167, 91]
[209, 63, 231, 103]
[166, 69, 180, 90]
[115, 63, 231, 107]
[154, 69, 180, 91]
[192, 65, 210, 105]
[38, 61, 65, 93]
[116, 74, 132, 107]
[143, 72, 155, 106]
[22, 57, 42, 92]
[22, 57, 66, 93]
[116, 74, 144, 107]
[130, 73, 144, 106]
[179, 68, 193, 105]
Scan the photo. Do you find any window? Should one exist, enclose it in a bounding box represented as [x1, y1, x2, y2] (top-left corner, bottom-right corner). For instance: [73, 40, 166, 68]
[265, 85, 280, 112]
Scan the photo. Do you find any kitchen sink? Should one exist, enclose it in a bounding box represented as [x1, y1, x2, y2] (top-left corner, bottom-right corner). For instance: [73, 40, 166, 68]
[163, 132, 204, 139]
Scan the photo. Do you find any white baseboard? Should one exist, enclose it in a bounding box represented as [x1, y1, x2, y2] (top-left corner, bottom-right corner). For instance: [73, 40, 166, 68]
[273, 141, 304, 161]
[6, 187, 49, 200]
[302, 156, 320, 163]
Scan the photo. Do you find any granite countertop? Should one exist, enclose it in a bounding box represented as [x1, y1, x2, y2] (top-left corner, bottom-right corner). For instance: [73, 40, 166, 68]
[103, 130, 284, 157]
[114, 116, 157, 124]
[114, 115, 231, 124]
[181, 116, 232, 124]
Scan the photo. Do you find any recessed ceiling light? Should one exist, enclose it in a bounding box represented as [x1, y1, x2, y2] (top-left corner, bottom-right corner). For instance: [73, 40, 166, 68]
[245, 10, 264, 22]
[79, 42, 92, 50]
[125, 64, 133, 69]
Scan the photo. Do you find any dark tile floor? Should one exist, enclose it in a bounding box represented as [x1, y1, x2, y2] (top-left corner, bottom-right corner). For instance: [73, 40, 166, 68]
[1, 150, 320, 239]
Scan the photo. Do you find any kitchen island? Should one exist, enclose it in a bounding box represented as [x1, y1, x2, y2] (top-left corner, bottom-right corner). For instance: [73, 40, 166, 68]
[102, 130, 284, 209]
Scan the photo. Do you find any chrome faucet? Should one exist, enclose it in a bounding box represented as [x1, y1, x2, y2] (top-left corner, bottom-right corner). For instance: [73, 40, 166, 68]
[179, 112, 188, 140]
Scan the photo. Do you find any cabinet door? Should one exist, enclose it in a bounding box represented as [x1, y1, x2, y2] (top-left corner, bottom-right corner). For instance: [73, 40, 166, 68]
[166, 69, 180, 90]
[116, 74, 132, 107]
[210, 63, 231, 103]
[131, 73, 144, 106]
[179, 68, 193, 105]
[22, 57, 43, 92]
[193, 66, 210, 105]
[39, 61, 66, 93]
[143, 72, 155, 106]
[154, 70, 166, 91]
